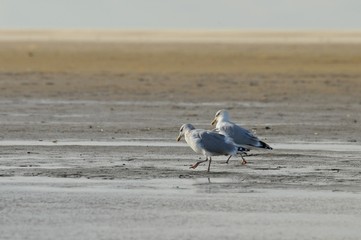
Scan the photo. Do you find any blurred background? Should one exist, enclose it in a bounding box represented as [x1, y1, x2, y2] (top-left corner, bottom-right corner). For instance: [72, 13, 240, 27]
[1, 0, 361, 103]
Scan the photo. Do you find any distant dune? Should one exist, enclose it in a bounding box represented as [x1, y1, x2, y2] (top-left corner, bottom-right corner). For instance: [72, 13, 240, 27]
[0, 30, 360, 103]
[1, 29, 361, 43]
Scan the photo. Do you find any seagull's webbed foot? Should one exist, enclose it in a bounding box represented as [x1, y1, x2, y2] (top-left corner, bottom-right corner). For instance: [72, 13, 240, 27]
[190, 163, 200, 169]
[190, 158, 208, 169]
[241, 155, 247, 165]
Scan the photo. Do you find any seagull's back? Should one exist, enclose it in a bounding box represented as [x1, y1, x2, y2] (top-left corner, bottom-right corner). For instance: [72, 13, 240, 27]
[186, 129, 236, 156]
[199, 131, 236, 155]
[217, 120, 263, 147]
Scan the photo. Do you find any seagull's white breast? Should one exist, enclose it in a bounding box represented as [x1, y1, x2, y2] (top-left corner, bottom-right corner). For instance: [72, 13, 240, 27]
[184, 131, 204, 155]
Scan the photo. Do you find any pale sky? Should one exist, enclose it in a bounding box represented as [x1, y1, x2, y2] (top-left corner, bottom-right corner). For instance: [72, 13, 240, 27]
[1, 0, 361, 29]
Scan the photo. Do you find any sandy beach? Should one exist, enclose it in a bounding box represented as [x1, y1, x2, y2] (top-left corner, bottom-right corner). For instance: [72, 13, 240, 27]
[1, 30, 361, 239]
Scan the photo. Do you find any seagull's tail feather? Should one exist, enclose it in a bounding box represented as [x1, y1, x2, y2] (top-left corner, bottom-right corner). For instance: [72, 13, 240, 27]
[260, 141, 273, 150]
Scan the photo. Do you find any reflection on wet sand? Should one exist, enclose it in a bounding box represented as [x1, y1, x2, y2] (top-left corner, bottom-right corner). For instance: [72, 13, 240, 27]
[0, 139, 360, 151]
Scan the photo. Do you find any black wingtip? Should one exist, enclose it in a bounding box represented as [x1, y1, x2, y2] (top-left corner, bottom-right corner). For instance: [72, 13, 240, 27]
[238, 147, 250, 152]
[260, 141, 273, 150]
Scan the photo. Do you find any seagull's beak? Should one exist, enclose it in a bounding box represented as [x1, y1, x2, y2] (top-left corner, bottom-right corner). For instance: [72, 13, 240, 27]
[211, 117, 217, 126]
[176, 135, 182, 141]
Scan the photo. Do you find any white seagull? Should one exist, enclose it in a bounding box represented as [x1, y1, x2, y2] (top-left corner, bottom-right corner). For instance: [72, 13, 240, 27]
[211, 109, 272, 164]
[177, 123, 248, 172]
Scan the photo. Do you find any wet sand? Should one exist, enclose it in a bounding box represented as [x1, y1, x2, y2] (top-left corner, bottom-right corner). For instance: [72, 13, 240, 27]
[1, 30, 361, 239]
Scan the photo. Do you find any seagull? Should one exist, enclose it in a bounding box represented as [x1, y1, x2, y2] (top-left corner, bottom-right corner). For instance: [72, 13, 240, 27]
[211, 109, 272, 164]
[176, 123, 248, 172]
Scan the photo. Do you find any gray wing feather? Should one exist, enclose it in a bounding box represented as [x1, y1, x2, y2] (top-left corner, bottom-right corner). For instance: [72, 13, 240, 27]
[221, 122, 261, 147]
[199, 131, 235, 155]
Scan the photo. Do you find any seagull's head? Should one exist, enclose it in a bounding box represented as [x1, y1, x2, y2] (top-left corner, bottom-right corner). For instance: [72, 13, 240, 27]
[211, 109, 229, 125]
[176, 123, 195, 141]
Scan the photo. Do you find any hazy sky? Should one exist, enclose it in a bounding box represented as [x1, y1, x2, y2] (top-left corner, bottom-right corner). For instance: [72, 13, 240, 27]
[1, 0, 361, 29]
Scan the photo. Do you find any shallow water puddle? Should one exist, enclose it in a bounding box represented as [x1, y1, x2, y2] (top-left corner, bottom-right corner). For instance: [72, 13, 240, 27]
[0, 140, 360, 152]
[272, 143, 361, 152]
[0, 176, 221, 194]
[1, 176, 360, 196]
[0, 139, 180, 147]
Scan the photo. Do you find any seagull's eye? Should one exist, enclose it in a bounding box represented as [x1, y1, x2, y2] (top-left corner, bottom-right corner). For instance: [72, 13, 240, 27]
[180, 127, 184, 132]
